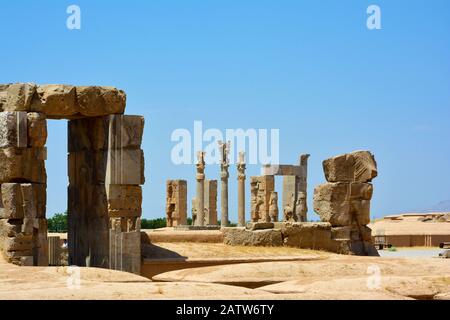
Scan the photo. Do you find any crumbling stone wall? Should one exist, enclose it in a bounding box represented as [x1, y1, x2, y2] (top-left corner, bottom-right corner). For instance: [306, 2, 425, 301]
[314, 150, 378, 256]
[0, 83, 145, 273]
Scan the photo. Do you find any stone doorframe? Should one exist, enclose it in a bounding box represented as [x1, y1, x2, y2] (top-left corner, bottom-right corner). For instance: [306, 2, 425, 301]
[0, 83, 145, 274]
[261, 154, 310, 221]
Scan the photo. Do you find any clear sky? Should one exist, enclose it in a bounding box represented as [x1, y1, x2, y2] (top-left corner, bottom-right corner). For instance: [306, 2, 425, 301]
[1, 0, 449, 221]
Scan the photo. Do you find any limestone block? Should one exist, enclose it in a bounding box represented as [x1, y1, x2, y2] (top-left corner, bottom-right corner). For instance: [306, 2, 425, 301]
[323, 150, 377, 183]
[166, 180, 187, 227]
[0, 148, 46, 183]
[20, 256, 34, 266]
[0, 219, 22, 237]
[109, 229, 141, 275]
[107, 185, 142, 211]
[222, 227, 283, 247]
[0, 183, 46, 220]
[68, 115, 144, 152]
[313, 182, 372, 226]
[0, 84, 10, 110]
[340, 240, 380, 256]
[0, 111, 28, 148]
[68, 151, 108, 185]
[76, 86, 126, 117]
[3, 250, 34, 265]
[280, 222, 341, 252]
[3, 83, 36, 111]
[331, 225, 373, 242]
[0, 184, 24, 219]
[107, 115, 144, 150]
[108, 209, 141, 218]
[204, 180, 217, 225]
[105, 148, 145, 185]
[31, 85, 77, 118]
[27, 113, 47, 147]
[246, 222, 275, 231]
[4, 234, 33, 252]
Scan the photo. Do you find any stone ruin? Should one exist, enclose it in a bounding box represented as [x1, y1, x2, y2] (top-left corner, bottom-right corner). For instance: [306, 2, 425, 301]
[314, 150, 378, 255]
[223, 150, 379, 256]
[250, 154, 310, 224]
[0, 83, 144, 274]
[166, 180, 187, 227]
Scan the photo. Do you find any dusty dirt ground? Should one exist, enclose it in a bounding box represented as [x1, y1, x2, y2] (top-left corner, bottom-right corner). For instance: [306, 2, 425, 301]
[1, 244, 449, 300]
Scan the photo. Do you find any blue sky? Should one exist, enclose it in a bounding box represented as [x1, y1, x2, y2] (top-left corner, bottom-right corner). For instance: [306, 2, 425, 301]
[1, 0, 449, 221]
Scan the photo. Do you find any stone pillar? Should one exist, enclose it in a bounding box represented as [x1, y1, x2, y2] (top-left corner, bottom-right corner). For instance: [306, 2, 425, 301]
[0, 108, 48, 266]
[166, 180, 187, 227]
[195, 151, 206, 226]
[68, 114, 144, 274]
[314, 150, 378, 256]
[218, 141, 230, 227]
[237, 151, 246, 227]
[204, 180, 218, 225]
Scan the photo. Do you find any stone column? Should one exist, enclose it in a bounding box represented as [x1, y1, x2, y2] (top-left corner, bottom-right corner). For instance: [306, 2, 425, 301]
[219, 141, 230, 227]
[0, 107, 48, 267]
[237, 151, 246, 227]
[195, 151, 206, 226]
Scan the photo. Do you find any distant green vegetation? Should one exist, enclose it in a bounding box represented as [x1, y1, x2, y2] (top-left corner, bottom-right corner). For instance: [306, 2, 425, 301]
[47, 211, 68, 233]
[141, 218, 166, 229]
[47, 212, 232, 231]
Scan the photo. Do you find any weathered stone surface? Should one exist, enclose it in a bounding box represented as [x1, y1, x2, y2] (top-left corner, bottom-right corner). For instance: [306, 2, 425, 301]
[3, 83, 36, 111]
[222, 227, 283, 247]
[0, 219, 22, 237]
[313, 182, 372, 226]
[3, 234, 33, 252]
[331, 225, 373, 242]
[76, 86, 126, 117]
[68, 151, 108, 185]
[107, 185, 142, 211]
[166, 180, 187, 227]
[204, 180, 217, 225]
[27, 113, 47, 147]
[323, 151, 377, 183]
[0, 111, 28, 148]
[105, 148, 145, 185]
[68, 115, 144, 152]
[110, 229, 141, 275]
[246, 222, 275, 231]
[0, 148, 46, 183]
[0, 84, 10, 110]
[250, 176, 275, 223]
[281, 222, 340, 251]
[31, 85, 77, 118]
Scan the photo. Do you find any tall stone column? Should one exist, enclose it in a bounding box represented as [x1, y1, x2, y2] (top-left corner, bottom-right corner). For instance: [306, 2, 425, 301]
[237, 151, 246, 227]
[219, 141, 230, 227]
[195, 151, 206, 226]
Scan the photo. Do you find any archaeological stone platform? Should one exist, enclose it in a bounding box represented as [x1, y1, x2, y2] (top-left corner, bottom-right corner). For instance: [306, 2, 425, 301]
[0, 83, 144, 274]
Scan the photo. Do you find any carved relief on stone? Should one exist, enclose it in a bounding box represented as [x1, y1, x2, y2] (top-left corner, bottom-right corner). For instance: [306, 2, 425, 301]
[268, 191, 279, 222]
[191, 198, 198, 226]
[166, 180, 187, 227]
[295, 191, 307, 222]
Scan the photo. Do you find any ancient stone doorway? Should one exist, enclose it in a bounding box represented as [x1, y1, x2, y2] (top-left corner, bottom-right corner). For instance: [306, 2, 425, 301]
[0, 84, 145, 274]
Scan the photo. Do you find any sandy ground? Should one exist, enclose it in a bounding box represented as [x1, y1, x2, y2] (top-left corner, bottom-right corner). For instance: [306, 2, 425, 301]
[2, 244, 449, 300]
